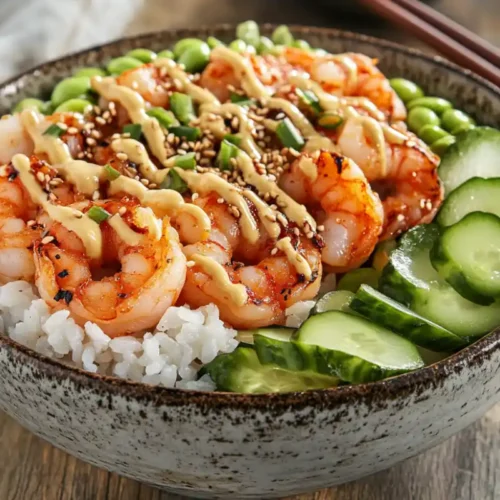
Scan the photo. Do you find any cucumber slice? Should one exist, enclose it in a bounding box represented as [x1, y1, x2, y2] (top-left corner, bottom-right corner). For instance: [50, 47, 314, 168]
[293, 311, 424, 383]
[379, 224, 500, 339]
[431, 212, 500, 305]
[439, 127, 500, 196]
[350, 284, 466, 351]
[204, 347, 339, 393]
[437, 177, 500, 227]
[254, 328, 305, 371]
[312, 290, 354, 314]
[337, 268, 379, 293]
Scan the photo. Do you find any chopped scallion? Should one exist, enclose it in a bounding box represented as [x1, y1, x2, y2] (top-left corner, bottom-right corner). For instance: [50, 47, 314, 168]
[217, 139, 240, 170]
[104, 164, 120, 180]
[43, 124, 65, 137]
[146, 107, 179, 129]
[296, 88, 322, 114]
[123, 123, 142, 140]
[223, 133, 242, 146]
[169, 125, 201, 141]
[160, 169, 188, 193]
[87, 206, 111, 223]
[170, 92, 195, 125]
[317, 112, 344, 130]
[174, 152, 196, 169]
[276, 118, 304, 151]
[230, 92, 256, 107]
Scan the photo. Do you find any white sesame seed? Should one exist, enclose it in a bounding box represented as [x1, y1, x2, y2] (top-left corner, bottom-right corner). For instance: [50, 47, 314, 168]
[36, 172, 45, 182]
[116, 152, 128, 161]
[186, 260, 196, 268]
[141, 178, 150, 186]
[41, 236, 54, 244]
[118, 207, 127, 215]
[67, 127, 79, 135]
[92, 191, 100, 200]
[271, 247, 278, 256]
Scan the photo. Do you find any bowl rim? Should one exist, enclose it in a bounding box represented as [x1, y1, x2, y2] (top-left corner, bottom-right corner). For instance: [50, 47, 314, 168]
[1, 23, 500, 410]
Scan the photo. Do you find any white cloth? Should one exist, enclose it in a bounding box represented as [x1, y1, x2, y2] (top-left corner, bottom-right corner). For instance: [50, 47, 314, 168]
[0, 0, 144, 82]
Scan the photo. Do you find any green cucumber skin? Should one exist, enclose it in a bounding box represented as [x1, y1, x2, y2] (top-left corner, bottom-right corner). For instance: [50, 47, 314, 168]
[430, 213, 500, 305]
[254, 335, 310, 371]
[379, 224, 500, 339]
[350, 285, 466, 351]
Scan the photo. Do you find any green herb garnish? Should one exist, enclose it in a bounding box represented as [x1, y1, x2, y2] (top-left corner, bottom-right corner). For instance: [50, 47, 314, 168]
[170, 93, 195, 125]
[217, 140, 240, 170]
[160, 169, 188, 193]
[174, 152, 196, 169]
[169, 126, 201, 141]
[87, 206, 111, 223]
[146, 107, 179, 129]
[276, 118, 305, 151]
[104, 164, 120, 180]
[123, 123, 142, 140]
[317, 112, 344, 130]
[43, 124, 65, 137]
[296, 88, 322, 114]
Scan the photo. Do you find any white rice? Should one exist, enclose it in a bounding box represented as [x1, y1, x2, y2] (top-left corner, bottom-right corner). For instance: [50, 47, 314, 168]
[0, 276, 335, 389]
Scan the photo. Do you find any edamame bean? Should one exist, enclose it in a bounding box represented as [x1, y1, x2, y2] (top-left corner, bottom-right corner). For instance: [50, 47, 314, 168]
[312, 48, 328, 56]
[55, 98, 93, 114]
[157, 49, 174, 59]
[292, 39, 310, 50]
[451, 122, 476, 135]
[41, 102, 54, 115]
[51, 76, 91, 107]
[272, 25, 294, 46]
[173, 38, 205, 59]
[430, 135, 456, 156]
[407, 106, 440, 134]
[268, 45, 286, 56]
[229, 39, 247, 53]
[418, 124, 450, 145]
[177, 42, 211, 73]
[126, 48, 157, 63]
[106, 56, 143, 75]
[13, 98, 44, 113]
[441, 108, 475, 133]
[207, 36, 223, 49]
[389, 78, 424, 103]
[407, 97, 452, 115]
[236, 20, 260, 47]
[257, 36, 274, 54]
[74, 67, 107, 78]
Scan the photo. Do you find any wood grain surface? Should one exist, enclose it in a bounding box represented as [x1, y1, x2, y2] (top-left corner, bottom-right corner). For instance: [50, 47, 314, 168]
[1, 0, 500, 498]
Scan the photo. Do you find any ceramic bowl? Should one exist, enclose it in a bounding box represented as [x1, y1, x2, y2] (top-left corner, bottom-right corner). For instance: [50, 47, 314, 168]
[1, 25, 500, 500]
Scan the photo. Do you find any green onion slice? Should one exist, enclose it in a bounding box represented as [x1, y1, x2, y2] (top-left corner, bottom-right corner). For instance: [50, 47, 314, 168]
[217, 139, 240, 170]
[87, 206, 111, 223]
[276, 117, 305, 151]
[223, 133, 242, 146]
[174, 152, 196, 169]
[123, 123, 142, 140]
[230, 92, 256, 107]
[104, 164, 120, 180]
[170, 93, 195, 125]
[43, 124, 65, 137]
[317, 112, 344, 130]
[146, 107, 179, 129]
[160, 169, 188, 193]
[296, 88, 322, 114]
[169, 126, 201, 141]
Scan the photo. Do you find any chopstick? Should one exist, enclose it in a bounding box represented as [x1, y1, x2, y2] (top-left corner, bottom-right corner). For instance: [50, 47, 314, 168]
[357, 0, 500, 88]
[393, 0, 500, 68]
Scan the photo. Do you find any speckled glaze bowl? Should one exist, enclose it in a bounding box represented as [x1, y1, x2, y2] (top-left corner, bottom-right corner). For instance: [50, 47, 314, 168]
[1, 25, 500, 499]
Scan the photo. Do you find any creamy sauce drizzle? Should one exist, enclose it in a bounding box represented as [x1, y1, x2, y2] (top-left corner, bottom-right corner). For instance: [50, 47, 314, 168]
[12, 154, 103, 259]
[276, 237, 312, 280]
[190, 254, 248, 306]
[108, 214, 144, 247]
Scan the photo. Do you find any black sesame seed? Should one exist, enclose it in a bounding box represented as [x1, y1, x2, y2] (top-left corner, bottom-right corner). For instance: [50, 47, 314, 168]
[57, 270, 69, 278]
[55, 254, 61, 260]
[117, 293, 127, 299]
[63, 291, 73, 305]
[53, 290, 64, 302]
[8, 171, 18, 181]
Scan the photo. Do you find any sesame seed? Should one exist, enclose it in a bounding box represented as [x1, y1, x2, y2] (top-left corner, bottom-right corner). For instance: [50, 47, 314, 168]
[67, 127, 79, 135]
[94, 105, 102, 114]
[83, 122, 95, 130]
[49, 193, 58, 202]
[92, 190, 100, 200]
[116, 152, 128, 161]
[202, 150, 216, 158]
[41, 236, 54, 245]
[276, 213, 288, 226]
[141, 178, 150, 186]
[149, 183, 158, 189]
[186, 260, 196, 268]
[306, 231, 314, 239]
[271, 247, 278, 256]
[192, 193, 199, 201]
[177, 149, 187, 155]
[293, 227, 300, 236]
[86, 137, 96, 146]
[77, 152, 85, 159]
[111, 133, 121, 140]
[27, 220, 36, 227]
[56, 122, 68, 131]
[118, 207, 127, 215]
[317, 225, 325, 232]
[36, 172, 45, 182]
[217, 197, 225, 204]
[102, 111, 111, 120]
[95, 117, 106, 125]
[397, 214, 405, 221]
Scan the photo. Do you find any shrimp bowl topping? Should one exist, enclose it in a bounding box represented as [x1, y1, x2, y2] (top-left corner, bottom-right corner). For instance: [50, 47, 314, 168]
[0, 21, 498, 394]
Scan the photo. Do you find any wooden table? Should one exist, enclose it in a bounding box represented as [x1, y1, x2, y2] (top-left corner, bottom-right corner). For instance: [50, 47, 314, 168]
[1, 0, 499, 498]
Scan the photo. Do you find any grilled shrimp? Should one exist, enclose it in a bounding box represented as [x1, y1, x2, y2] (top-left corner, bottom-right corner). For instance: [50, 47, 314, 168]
[200, 52, 294, 102]
[279, 151, 383, 272]
[116, 64, 170, 108]
[177, 194, 322, 329]
[34, 198, 186, 337]
[0, 159, 46, 283]
[283, 48, 406, 121]
[336, 118, 442, 239]
[0, 115, 34, 164]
